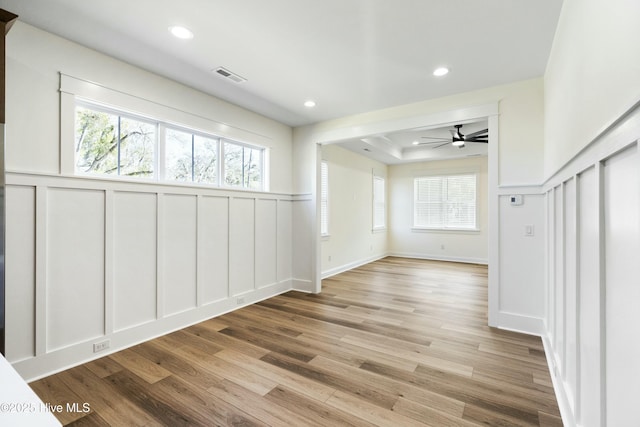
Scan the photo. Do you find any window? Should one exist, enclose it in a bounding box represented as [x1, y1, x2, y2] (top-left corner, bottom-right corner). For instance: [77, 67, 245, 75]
[373, 175, 386, 230]
[74, 102, 264, 190]
[320, 161, 329, 236]
[414, 174, 477, 230]
[75, 105, 156, 178]
[165, 128, 218, 184]
[223, 141, 262, 190]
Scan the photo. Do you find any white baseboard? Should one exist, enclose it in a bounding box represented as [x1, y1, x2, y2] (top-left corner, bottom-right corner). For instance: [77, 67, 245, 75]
[291, 278, 315, 293]
[14, 280, 292, 382]
[321, 253, 388, 279]
[495, 311, 544, 336]
[542, 334, 576, 427]
[389, 252, 488, 265]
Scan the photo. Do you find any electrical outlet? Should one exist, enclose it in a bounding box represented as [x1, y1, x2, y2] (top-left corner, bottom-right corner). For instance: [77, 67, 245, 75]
[237, 297, 245, 305]
[93, 340, 110, 353]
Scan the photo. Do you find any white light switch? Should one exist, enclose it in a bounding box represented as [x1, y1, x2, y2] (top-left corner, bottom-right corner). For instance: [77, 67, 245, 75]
[525, 224, 534, 236]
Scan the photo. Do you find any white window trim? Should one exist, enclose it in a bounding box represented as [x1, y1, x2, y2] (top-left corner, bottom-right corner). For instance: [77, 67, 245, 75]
[60, 73, 270, 192]
[412, 172, 479, 232]
[372, 173, 386, 232]
[320, 161, 330, 237]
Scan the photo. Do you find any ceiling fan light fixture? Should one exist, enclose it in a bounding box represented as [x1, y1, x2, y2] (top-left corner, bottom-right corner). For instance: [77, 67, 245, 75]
[452, 140, 465, 147]
[412, 140, 420, 145]
[433, 67, 449, 77]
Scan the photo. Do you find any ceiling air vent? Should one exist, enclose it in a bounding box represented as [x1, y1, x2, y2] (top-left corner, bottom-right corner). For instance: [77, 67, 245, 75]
[214, 67, 247, 83]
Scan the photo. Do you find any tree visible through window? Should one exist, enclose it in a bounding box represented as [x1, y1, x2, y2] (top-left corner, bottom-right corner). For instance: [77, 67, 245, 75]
[165, 128, 218, 184]
[414, 174, 477, 229]
[224, 142, 262, 190]
[74, 102, 264, 190]
[75, 106, 156, 177]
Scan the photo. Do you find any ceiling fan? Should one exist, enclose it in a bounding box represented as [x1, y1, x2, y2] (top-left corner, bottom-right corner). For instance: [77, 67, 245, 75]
[417, 124, 488, 148]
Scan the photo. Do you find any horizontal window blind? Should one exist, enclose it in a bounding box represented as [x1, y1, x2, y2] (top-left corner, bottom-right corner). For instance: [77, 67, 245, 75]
[373, 176, 385, 229]
[414, 174, 476, 229]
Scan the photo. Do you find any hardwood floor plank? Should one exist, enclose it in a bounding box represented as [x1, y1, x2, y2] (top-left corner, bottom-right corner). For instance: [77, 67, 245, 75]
[108, 348, 173, 384]
[29, 375, 90, 425]
[153, 374, 266, 426]
[295, 331, 420, 372]
[172, 346, 278, 396]
[261, 351, 399, 409]
[82, 357, 123, 379]
[29, 257, 562, 426]
[65, 412, 111, 427]
[264, 385, 372, 427]
[56, 365, 159, 426]
[392, 396, 479, 427]
[214, 348, 336, 402]
[105, 370, 201, 426]
[207, 378, 324, 427]
[325, 390, 425, 427]
[310, 355, 466, 418]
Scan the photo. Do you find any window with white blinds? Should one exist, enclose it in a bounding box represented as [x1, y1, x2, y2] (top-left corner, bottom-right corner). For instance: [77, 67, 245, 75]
[414, 174, 477, 230]
[373, 176, 386, 230]
[320, 161, 329, 236]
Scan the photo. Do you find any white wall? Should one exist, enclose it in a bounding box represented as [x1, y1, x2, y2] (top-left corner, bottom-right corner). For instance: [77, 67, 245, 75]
[388, 156, 488, 264]
[542, 1, 640, 425]
[320, 145, 388, 277]
[6, 22, 293, 192]
[4, 22, 297, 380]
[544, 0, 640, 178]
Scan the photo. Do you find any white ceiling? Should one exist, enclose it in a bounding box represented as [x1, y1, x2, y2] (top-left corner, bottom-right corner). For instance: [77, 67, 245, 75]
[0, 0, 561, 164]
[338, 120, 489, 164]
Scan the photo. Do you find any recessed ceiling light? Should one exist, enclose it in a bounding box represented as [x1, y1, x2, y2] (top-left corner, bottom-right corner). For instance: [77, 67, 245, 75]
[433, 67, 449, 77]
[304, 100, 316, 108]
[169, 26, 194, 40]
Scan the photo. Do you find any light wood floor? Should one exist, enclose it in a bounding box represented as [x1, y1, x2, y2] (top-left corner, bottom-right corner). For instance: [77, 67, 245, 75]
[30, 257, 562, 426]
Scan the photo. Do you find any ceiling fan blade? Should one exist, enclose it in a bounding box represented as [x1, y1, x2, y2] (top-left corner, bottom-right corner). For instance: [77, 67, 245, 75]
[432, 142, 451, 149]
[420, 136, 450, 140]
[467, 138, 488, 143]
[417, 139, 450, 144]
[464, 128, 489, 139]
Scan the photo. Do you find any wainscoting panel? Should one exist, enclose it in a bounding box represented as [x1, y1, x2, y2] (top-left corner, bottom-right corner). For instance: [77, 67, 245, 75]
[47, 188, 106, 352]
[563, 177, 578, 412]
[277, 200, 293, 283]
[113, 191, 157, 332]
[197, 195, 230, 305]
[5, 185, 36, 362]
[577, 166, 602, 425]
[543, 103, 640, 426]
[162, 194, 198, 317]
[4, 173, 295, 381]
[229, 197, 255, 296]
[255, 198, 277, 289]
[553, 185, 565, 378]
[603, 144, 639, 426]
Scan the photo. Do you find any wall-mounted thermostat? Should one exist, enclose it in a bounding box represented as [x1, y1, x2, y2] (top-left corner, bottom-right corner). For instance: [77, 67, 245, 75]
[510, 195, 524, 206]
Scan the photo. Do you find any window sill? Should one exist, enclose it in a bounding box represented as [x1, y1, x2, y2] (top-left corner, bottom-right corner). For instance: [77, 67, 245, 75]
[321, 234, 331, 241]
[411, 227, 480, 234]
[371, 227, 387, 234]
